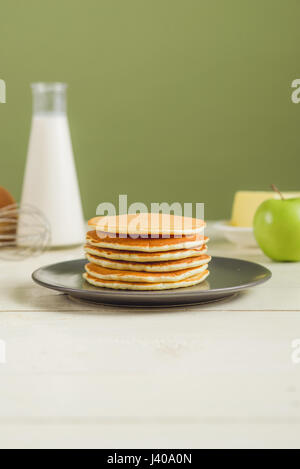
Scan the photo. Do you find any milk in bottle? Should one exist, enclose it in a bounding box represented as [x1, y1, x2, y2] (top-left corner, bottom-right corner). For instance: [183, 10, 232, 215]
[20, 83, 85, 246]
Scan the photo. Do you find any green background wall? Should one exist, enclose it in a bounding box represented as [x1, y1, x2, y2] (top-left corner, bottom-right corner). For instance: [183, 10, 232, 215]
[0, 0, 299, 220]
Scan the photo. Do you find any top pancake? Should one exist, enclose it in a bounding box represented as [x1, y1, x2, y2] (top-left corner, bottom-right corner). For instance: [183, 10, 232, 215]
[88, 213, 205, 236]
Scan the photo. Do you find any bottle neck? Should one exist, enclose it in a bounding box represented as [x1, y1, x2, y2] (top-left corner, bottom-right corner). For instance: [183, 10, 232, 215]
[31, 83, 67, 114]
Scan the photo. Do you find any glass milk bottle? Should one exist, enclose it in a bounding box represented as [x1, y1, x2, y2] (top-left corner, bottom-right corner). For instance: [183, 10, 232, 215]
[20, 83, 85, 247]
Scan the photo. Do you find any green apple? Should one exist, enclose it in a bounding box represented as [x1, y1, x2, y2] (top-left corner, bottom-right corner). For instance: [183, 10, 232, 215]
[254, 197, 300, 261]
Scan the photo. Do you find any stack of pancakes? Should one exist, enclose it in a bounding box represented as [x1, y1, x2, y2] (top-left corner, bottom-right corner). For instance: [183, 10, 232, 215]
[83, 214, 211, 290]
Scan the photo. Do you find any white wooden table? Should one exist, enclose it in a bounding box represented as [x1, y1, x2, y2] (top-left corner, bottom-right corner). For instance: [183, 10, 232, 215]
[0, 227, 300, 449]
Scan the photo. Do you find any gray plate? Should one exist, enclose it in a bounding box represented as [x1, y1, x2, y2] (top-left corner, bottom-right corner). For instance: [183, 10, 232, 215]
[32, 257, 271, 307]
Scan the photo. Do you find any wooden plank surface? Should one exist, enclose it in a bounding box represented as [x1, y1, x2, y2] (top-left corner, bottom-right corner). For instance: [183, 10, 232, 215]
[0, 229, 300, 448]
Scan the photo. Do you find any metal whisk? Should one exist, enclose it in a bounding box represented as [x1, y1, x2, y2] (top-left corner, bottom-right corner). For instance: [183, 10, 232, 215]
[0, 204, 51, 260]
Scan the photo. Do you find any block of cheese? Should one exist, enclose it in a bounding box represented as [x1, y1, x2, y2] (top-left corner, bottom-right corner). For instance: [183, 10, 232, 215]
[231, 191, 300, 227]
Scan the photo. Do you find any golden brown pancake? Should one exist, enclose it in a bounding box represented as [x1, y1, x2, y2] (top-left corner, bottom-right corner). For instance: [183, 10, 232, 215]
[88, 213, 205, 236]
[84, 243, 208, 262]
[85, 262, 208, 283]
[86, 230, 207, 252]
[83, 270, 210, 290]
[86, 252, 211, 272]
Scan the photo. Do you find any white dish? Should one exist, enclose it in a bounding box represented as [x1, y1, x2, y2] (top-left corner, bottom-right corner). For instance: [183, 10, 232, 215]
[214, 221, 258, 248]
